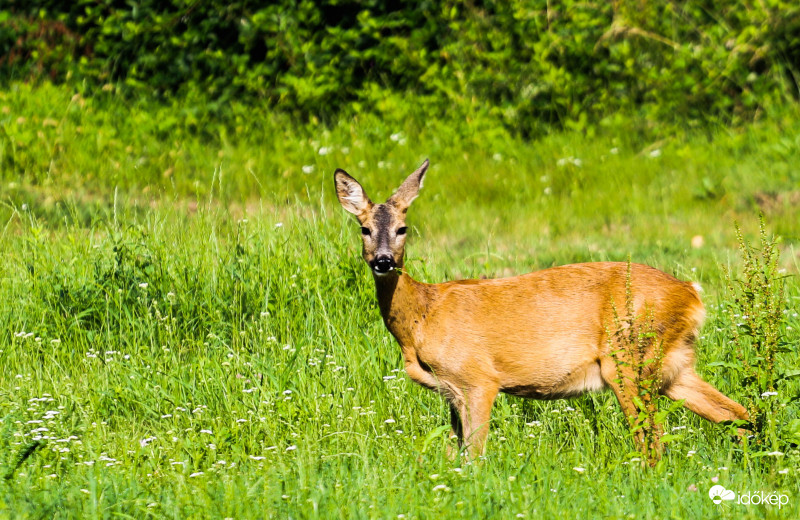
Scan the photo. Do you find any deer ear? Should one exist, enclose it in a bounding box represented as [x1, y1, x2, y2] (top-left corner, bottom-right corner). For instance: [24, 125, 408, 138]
[334, 169, 372, 216]
[390, 159, 429, 209]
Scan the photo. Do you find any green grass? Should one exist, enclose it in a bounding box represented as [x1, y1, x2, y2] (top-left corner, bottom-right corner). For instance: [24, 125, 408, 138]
[0, 83, 799, 518]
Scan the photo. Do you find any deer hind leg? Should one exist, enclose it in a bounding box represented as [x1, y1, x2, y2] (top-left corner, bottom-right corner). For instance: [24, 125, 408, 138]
[662, 368, 749, 423]
[657, 339, 749, 426]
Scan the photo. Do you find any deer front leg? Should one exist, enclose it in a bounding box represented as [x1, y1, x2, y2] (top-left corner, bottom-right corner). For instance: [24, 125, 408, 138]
[406, 359, 498, 459]
[450, 385, 499, 459]
[405, 360, 468, 458]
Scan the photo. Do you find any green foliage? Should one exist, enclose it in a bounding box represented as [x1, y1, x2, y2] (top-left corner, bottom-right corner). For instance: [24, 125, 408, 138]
[2, 1, 800, 133]
[721, 219, 795, 451]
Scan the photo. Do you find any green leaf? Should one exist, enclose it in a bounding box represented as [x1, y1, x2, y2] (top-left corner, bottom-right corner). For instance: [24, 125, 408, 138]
[786, 419, 800, 438]
[705, 361, 743, 371]
[777, 369, 800, 382]
[422, 425, 452, 454]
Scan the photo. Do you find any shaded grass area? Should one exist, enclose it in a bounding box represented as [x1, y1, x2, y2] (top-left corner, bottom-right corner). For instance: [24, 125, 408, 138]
[0, 84, 799, 518]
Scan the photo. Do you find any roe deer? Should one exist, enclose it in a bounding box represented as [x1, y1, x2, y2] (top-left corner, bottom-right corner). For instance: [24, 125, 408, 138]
[334, 159, 749, 458]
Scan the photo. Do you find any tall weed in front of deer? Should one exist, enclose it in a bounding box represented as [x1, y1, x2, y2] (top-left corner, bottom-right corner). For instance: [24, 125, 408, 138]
[721, 220, 794, 451]
[607, 262, 677, 466]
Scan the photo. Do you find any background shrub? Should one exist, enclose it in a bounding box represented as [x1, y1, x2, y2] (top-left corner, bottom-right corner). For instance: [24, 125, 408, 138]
[2, 1, 799, 134]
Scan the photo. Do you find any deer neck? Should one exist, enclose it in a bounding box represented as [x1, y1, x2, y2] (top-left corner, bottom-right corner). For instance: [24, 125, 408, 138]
[373, 270, 430, 347]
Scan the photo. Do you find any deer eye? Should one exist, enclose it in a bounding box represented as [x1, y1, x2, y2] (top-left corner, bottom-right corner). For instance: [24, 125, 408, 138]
[397, 227, 407, 235]
[360, 227, 371, 236]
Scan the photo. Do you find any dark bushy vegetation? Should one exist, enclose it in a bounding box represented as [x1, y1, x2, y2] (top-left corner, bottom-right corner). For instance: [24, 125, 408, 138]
[2, 1, 799, 134]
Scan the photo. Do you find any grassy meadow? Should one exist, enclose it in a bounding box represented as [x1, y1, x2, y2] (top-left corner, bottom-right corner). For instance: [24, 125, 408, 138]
[0, 84, 799, 518]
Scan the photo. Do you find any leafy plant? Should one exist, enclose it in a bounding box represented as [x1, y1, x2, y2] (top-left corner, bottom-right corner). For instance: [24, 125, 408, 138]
[722, 219, 795, 451]
[607, 262, 671, 466]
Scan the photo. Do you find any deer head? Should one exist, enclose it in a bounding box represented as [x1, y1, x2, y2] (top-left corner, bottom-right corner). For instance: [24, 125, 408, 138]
[334, 159, 429, 276]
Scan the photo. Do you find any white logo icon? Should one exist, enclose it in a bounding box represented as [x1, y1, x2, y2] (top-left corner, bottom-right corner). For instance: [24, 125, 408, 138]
[709, 485, 736, 504]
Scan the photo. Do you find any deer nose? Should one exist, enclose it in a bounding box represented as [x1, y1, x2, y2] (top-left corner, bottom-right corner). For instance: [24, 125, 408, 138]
[372, 256, 395, 273]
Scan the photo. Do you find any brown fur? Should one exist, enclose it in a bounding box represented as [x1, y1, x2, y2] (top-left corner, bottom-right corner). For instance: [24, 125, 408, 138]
[334, 160, 749, 458]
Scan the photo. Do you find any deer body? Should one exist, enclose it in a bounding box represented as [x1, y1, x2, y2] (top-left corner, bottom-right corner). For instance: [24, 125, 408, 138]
[383, 263, 695, 397]
[335, 160, 748, 458]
